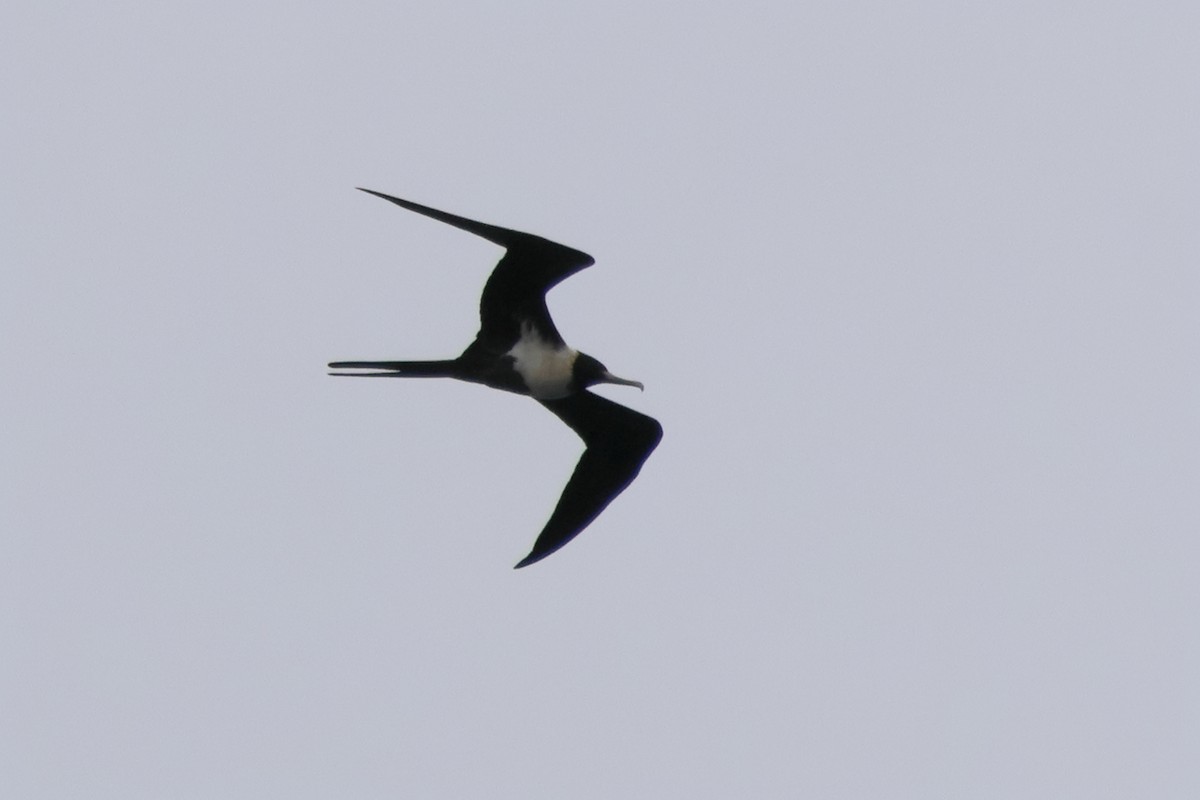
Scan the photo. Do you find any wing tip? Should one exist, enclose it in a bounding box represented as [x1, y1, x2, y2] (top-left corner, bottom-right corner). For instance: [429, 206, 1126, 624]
[513, 539, 570, 569]
[513, 552, 545, 570]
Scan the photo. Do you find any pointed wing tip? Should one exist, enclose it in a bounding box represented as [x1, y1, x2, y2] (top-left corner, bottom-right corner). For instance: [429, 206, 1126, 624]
[513, 552, 545, 570]
[358, 187, 407, 205]
[514, 539, 572, 568]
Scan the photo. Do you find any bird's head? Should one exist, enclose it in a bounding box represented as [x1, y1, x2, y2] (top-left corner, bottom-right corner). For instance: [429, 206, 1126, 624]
[572, 352, 644, 392]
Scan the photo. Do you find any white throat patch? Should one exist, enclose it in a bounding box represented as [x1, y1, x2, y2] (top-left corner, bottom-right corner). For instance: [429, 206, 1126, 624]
[507, 324, 577, 399]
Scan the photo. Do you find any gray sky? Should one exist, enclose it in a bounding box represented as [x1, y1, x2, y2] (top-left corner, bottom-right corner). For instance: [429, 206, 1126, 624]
[4, 2, 1197, 797]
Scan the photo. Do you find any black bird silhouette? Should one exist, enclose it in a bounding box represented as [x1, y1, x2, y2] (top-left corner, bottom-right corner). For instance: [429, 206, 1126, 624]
[330, 189, 662, 568]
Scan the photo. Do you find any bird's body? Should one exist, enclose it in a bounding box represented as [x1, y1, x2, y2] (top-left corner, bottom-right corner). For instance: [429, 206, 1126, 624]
[506, 322, 579, 399]
[330, 189, 661, 568]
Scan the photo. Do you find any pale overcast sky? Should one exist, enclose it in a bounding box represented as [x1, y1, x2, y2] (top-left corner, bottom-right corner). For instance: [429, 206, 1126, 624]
[3, 2, 1198, 797]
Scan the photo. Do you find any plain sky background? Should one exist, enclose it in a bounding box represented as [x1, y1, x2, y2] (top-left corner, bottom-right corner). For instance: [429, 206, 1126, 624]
[3, 2, 1197, 797]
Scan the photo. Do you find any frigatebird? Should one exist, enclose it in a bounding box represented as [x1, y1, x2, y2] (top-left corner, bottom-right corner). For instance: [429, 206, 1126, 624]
[330, 189, 662, 568]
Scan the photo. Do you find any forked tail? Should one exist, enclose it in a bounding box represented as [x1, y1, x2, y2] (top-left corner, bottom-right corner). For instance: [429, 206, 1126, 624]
[327, 359, 460, 378]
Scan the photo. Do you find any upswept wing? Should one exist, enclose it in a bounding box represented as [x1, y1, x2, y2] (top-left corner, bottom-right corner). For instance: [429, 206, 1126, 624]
[515, 392, 663, 568]
[357, 188, 594, 348]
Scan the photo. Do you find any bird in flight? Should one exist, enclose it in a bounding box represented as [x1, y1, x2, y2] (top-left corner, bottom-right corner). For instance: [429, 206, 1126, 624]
[330, 189, 662, 568]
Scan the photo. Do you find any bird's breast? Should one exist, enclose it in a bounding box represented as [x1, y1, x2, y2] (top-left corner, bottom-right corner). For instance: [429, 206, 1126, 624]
[507, 324, 577, 400]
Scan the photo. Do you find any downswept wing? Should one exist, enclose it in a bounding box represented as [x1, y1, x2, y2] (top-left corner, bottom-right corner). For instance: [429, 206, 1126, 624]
[357, 188, 594, 348]
[515, 392, 663, 568]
